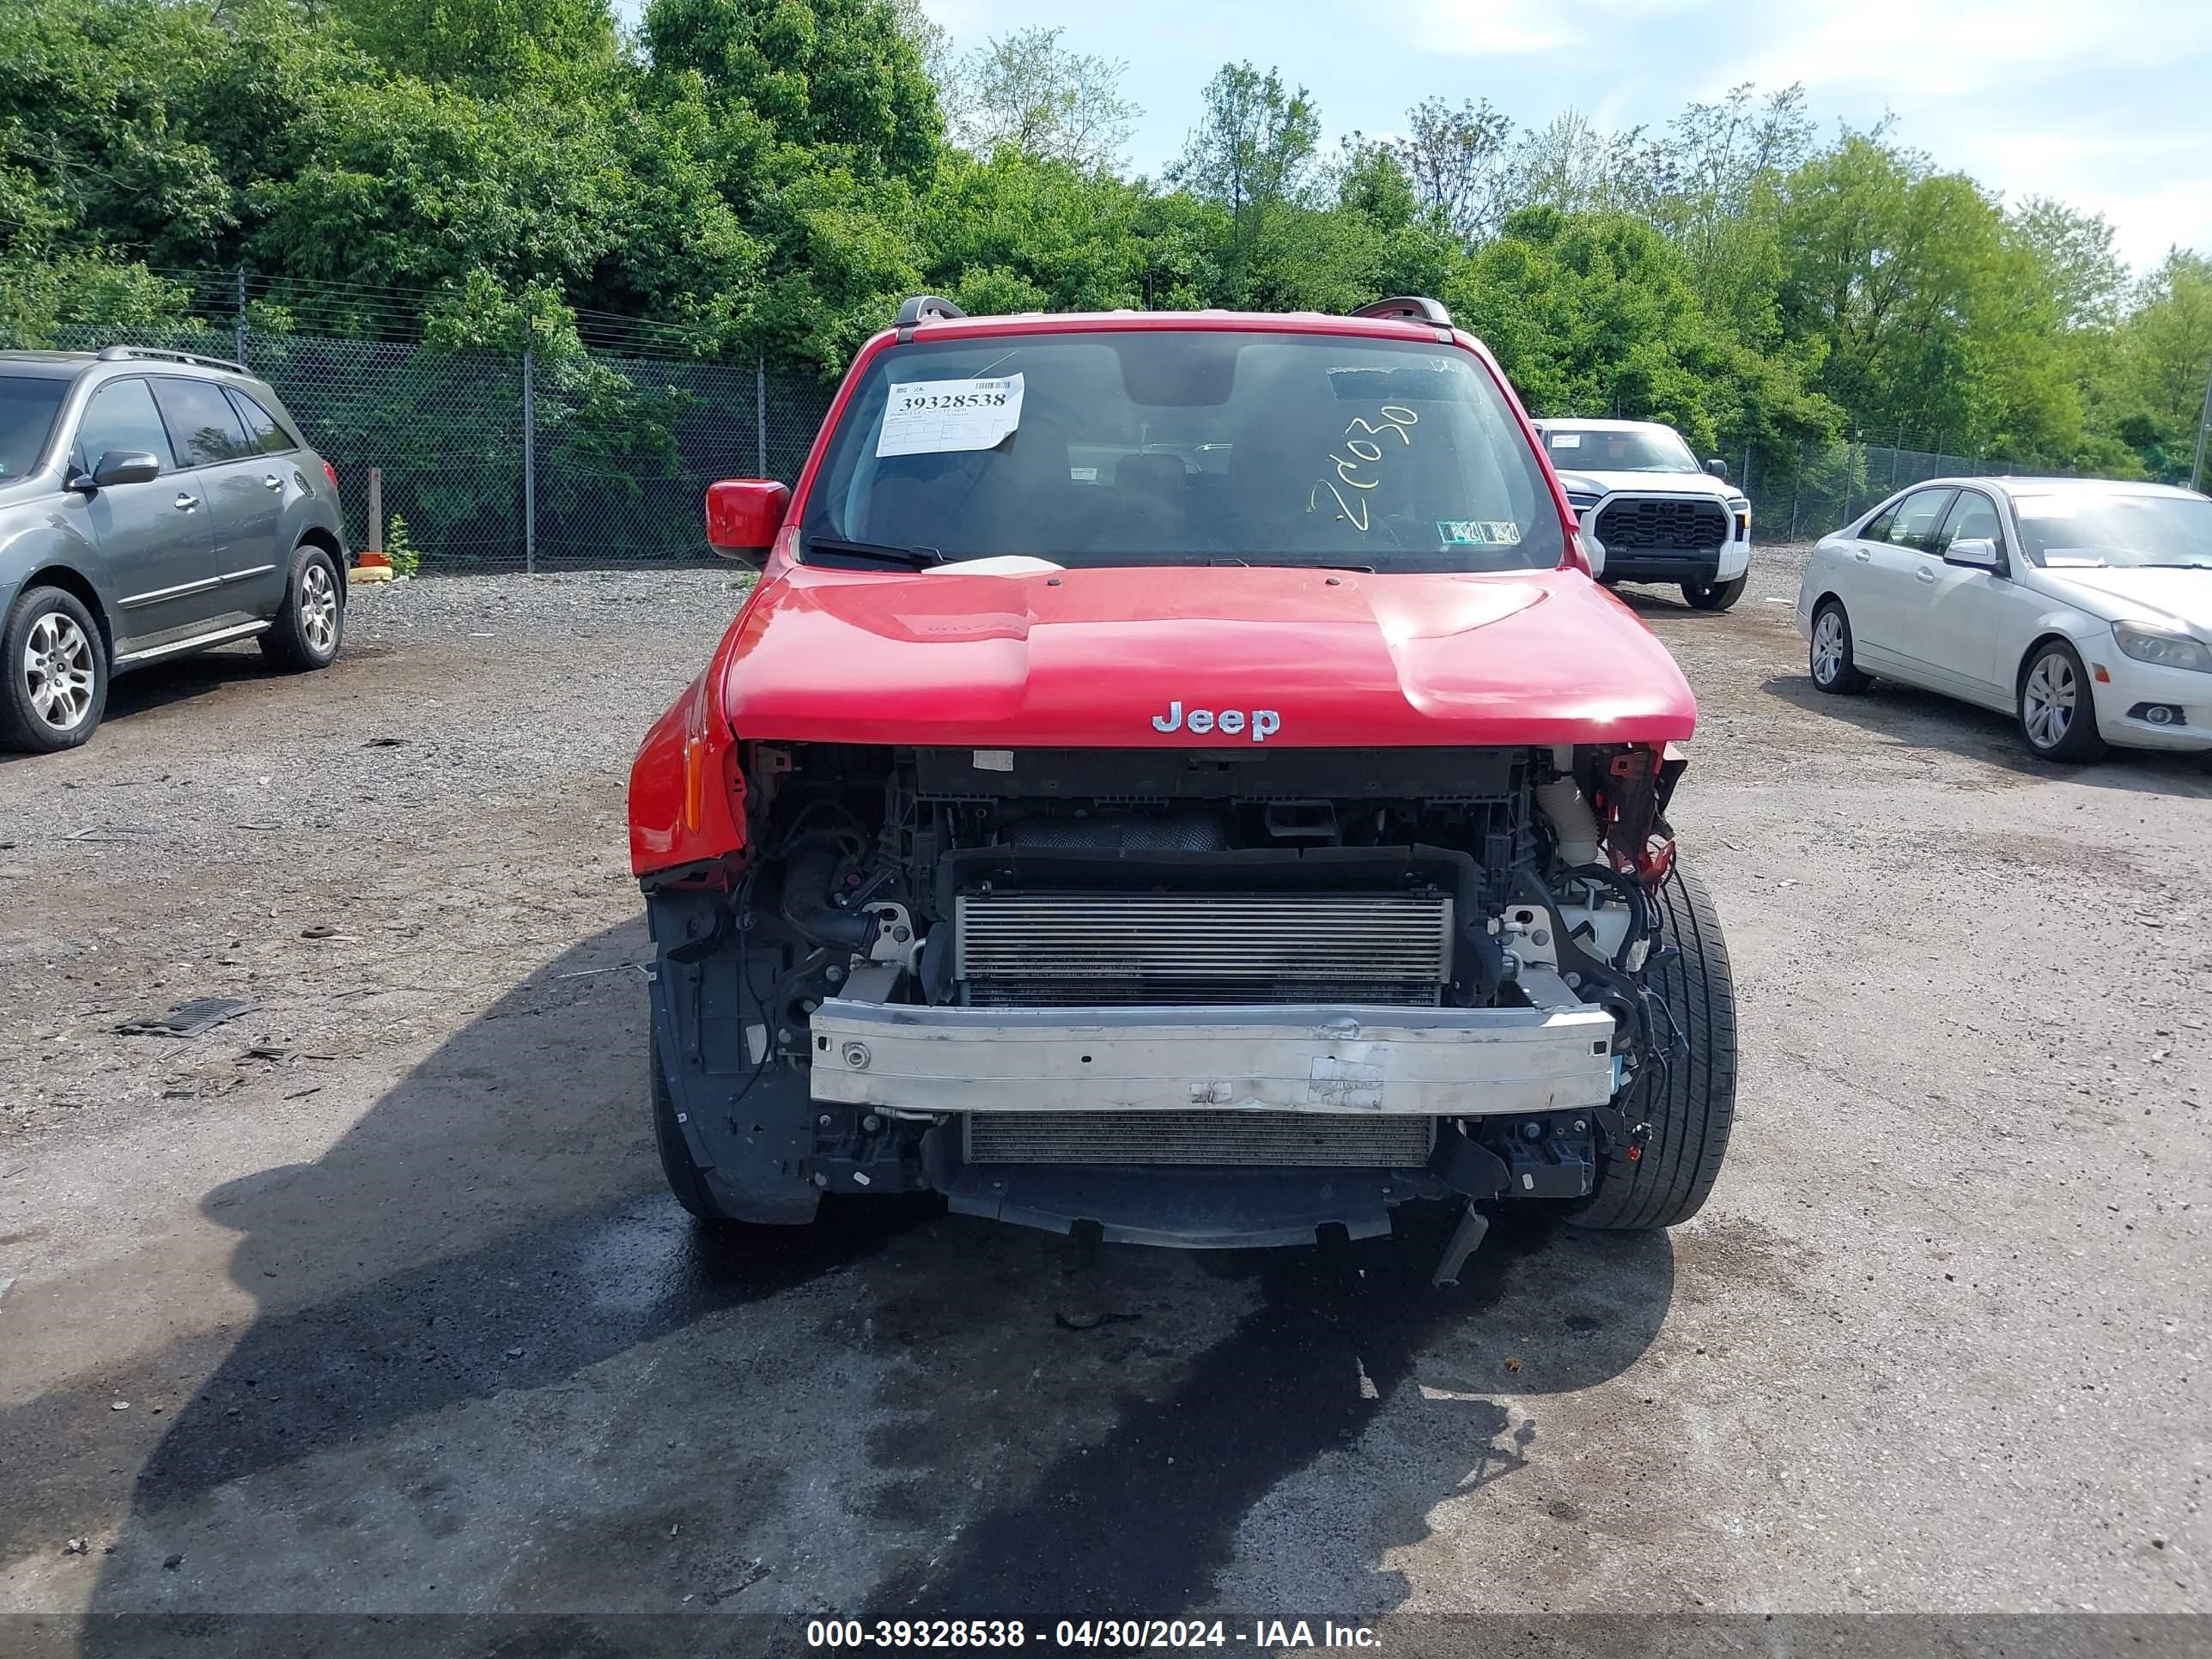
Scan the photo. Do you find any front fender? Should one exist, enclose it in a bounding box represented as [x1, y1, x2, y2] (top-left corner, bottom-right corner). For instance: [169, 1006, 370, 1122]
[629, 666, 750, 878]
[0, 503, 114, 629]
[2019, 605, 2109, 682]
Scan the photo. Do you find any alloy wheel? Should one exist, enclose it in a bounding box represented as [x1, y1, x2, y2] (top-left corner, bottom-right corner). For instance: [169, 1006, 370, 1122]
[21, 611, 96, 732]
[2022, 651, 2076, 750]
[1811, 611, 1845, 685]
[300, 561, 338, 654]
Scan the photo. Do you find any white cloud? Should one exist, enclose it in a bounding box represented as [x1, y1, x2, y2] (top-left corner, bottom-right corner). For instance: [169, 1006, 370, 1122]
[1731, 0, 2211, 97]
[1409, 0, 1706, 56]
[2082, 179, 2212, 270]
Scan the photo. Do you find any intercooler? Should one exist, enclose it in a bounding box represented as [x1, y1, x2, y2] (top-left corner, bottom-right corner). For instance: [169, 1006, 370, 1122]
[954, 890, 1455, 1006]
[963, 1109, 1437, 1167]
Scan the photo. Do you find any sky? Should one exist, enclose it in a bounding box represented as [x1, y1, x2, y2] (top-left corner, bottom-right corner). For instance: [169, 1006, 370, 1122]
[911, 0, 2212, 273]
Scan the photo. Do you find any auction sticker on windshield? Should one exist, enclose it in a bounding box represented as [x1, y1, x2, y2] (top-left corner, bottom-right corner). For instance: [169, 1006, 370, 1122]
[877, 374, 1026, 458]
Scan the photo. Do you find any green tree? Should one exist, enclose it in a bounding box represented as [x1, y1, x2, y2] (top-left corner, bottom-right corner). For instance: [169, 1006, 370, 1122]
[1385, 96, 1512, 242]
[1169, 63, 1319, 303]
[641, 0, 941, 183]
[1449, 206, 1837, 468]
[945, 27, 1139, 173]
[748, 167, 927, 374]
[2111, 251, 2212, 480]
[246, 77, 761, 333]
[1650, 83, 1810, 344]
[335, 0, 623, 94]
[0, 252, 191, 348]
[1775, 132, 2079, 458]
[1494, 110, 1667, 222]
[2013, 197, 2127, 331]
[919, 149, 1154, 311]
[0, 0, 372, 269]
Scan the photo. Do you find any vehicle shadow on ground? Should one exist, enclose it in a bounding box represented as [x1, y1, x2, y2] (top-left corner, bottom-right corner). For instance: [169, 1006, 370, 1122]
[1613, 586, 1716, 617]
[1763, 671, 2212, 798]
[40, 921, 1673, 1649]
[97, 645, 290, 722]
[0, 639, 412, 769]
[856, 1208, 1671, 1624]
[0, 647, 285, 769]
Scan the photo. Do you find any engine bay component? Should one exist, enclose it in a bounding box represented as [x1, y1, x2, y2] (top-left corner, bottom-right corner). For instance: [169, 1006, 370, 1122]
[965, 1110, 1437, 1168]
[639, 733, 1730, 1271]
[953, 889, 1455, 1007]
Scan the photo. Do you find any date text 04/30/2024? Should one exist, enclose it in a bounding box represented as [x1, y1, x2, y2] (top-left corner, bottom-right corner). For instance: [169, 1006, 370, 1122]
[804, 1620, 1382, 1650]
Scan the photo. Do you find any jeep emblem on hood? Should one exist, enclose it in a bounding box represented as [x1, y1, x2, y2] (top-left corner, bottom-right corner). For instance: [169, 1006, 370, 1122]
[1151, 701, 1280, 743]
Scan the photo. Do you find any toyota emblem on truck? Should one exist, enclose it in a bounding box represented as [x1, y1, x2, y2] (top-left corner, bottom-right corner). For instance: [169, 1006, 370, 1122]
[1150, 702, 1281, 742]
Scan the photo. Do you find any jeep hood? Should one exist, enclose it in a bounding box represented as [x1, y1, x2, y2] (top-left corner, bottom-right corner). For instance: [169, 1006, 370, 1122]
[716, 562, 1694, 747]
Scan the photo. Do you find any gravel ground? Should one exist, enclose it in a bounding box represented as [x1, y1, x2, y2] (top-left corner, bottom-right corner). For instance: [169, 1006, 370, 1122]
[0, 568, 753, 1139]
[1, 551, 2209, 1650]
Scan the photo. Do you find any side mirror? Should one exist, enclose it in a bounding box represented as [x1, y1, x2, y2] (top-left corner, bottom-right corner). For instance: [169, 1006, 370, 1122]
[87, 449, 162, 489]
[705, 478, 790, 565]
[1705, 458, 1729, 479]
[1945, 536, 2001, 570]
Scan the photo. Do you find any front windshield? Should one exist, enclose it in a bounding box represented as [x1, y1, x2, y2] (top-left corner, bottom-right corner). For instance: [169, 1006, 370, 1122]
[0, 376, 67, 479]
[1542, 425, 1699, 474]
[799, 330, 1565, 573]
[2013, 492, 2212, 568]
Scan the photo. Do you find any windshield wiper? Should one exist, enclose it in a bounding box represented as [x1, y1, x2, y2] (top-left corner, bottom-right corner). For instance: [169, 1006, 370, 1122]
[805, 537, 944, 569]
[1231, 558, 1376, 574]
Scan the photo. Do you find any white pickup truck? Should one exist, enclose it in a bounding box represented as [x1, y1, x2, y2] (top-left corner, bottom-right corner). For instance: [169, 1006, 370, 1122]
[1534, 419, 1753, 611]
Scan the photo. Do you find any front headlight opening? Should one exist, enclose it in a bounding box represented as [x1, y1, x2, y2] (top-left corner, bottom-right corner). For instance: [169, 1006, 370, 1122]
[2113, 621, 2212, 674]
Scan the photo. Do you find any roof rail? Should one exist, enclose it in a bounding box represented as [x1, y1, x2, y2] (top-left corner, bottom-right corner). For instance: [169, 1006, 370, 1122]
[95, 344, 248, 374]
[1352, 296, 1453, 327]
[894, 295, 968, 329]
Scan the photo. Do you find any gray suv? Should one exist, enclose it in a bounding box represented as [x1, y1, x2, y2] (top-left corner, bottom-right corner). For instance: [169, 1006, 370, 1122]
[0, 346, 349, 752]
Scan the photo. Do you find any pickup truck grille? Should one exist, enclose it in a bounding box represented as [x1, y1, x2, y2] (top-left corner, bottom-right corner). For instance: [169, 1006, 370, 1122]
[964, 1110, 1436, 1167]
[955, 890, 1454, 1007]
[1594, 495, 1730, 551]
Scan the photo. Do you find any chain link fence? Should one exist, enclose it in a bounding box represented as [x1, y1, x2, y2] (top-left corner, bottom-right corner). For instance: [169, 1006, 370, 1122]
[41, 283, 2088, 566]
[44, 318, 833, 572]
[1738, 437, 2078, 545]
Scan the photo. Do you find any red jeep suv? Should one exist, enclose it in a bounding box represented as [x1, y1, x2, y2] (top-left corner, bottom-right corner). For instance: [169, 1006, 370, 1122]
[629, 296, 1735, 1282]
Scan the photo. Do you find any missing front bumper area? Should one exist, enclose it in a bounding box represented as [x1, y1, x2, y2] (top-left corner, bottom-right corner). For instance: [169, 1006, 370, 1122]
[926, 1114, 1599, 1260]
[805, 996, 1618, 1274]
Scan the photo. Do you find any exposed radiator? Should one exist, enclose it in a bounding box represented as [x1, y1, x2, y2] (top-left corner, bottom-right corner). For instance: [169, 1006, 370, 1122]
[955, 890, 1454, 1007]
[964, 1110, 1437, 1167]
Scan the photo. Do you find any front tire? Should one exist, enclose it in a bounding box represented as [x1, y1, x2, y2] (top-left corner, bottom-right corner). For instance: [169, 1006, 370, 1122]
[2, 585, 107, 753]
[1808, 599, 1871, 694]
[2017, 639, 2106, 763]
[651, 1026, 743, 1224]
[1566, 860, 1738, 1232]
[1682, 575, 1747, 611]
[260, 543, 343, 672]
